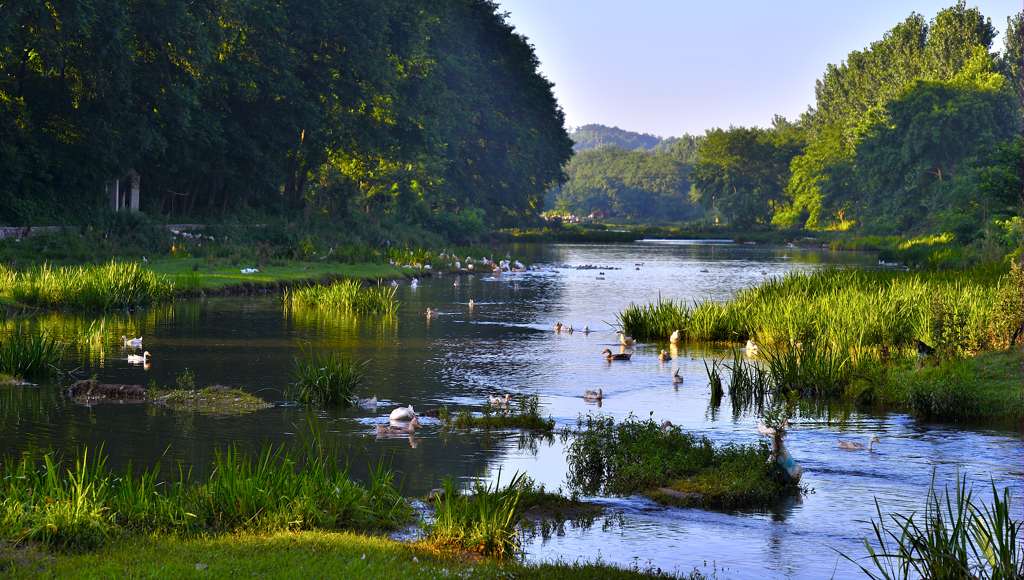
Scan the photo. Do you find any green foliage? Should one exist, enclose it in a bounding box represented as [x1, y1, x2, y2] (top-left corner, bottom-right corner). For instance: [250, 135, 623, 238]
[441, 395, 555, 431]
[4, 262, 174, 311]
[843, 476, 1023, 579]
[0, 327, 64, 380]
[570, 124, 664, 152]
[428, 471, 526, 559]
[0, 0, 571, 232]
[0, 445, 410, 552]
[285, 280, 398, 316]
[290, 351, 366, 408]
[565, 415, 797, 509]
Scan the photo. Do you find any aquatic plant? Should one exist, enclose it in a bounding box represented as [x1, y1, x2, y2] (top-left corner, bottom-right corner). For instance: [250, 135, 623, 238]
[290, 351, 366, 407]
[428, 470, 526, 559]
[565, 414, 796, 509]
[0, 327, 64, 379]
[5, 261, 174, 311]
[0, 445, 410, 551]
[285, 280, 398, 316]
[843, 476, 1023, 580]
[441, 395, 555, 431]
[617, 268, 1012, 358]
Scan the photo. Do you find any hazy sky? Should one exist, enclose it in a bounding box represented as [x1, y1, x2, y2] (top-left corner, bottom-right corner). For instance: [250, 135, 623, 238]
[497, 1, 1022, 137]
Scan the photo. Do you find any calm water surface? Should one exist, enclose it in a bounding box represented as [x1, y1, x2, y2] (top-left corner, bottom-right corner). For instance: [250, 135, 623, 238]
[3, 241, 1021, 579]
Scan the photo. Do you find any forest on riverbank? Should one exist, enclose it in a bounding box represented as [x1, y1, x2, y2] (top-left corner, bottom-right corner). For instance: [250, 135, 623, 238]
[551, 3, 1022, 253]
[0, 0, 572, 239]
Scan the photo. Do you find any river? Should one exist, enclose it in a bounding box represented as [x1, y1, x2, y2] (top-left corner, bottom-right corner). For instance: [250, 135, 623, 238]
[2, 241, 1021, 578]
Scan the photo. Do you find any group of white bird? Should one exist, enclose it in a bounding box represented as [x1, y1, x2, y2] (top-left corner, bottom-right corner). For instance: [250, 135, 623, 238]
[121, 335, 151, 365]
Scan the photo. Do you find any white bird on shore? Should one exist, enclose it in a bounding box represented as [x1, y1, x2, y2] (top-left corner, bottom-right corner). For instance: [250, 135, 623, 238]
[838, 435, 881, 451]
[389, 405, 416, 422]
[121, 336, 143, 349]
[127, 351, 151, 365]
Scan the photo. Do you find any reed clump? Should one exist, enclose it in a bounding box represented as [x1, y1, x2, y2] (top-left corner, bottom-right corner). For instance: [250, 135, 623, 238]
[843, 476, 1023, 580]
[565, 415, 797, 509]
[0, 445, 410, 552]
[617, 268, 1019, 358]
[428, 471, 526, 559]
[290, 351, 366, 407]
[439, 395, 555, 431]
[285, 280, 398, 316]
[0, 327, 64, 380]
[5, 261, 174, 311]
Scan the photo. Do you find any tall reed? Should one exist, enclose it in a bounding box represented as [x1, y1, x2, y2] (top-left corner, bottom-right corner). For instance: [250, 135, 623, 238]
[5, 261, 174, 310]
[290, 351, 366, 407]
[0, 327, 64, 379]
[429, 471, 526, 559]
[285, 280, 398, 316]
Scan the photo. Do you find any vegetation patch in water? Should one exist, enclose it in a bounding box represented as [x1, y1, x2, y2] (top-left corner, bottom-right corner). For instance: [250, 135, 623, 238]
[427, 471, 526, 559]
[152, 386, 271, 415]
[0, 328, 63, 381]
[0, 445, 410, 552]
[284, 279, 398, 316]
[290, 351, 365, 408]
[3, 261, 174, 311]
[439, 395, 555, 431]
[566, 415, 799, 510]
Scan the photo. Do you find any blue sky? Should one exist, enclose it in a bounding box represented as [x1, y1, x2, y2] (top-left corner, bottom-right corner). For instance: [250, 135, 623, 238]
[497, 1, 1022, 137]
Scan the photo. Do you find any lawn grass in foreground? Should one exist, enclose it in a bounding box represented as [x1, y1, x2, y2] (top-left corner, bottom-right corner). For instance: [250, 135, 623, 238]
[0, 530, 689, 579]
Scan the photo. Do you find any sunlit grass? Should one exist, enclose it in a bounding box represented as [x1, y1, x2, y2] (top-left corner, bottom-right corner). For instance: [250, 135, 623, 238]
[285, 280, 398, 316]
[428, 471, 526, 559]
[0, 327, 64, 380]
[3, 261, 174, 311]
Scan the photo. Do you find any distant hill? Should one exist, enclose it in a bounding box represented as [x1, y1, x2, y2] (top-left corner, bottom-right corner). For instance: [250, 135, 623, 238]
[570, 124, 663, 152]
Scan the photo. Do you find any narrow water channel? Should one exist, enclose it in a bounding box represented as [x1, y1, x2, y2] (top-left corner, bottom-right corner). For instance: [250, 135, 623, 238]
[3, 241, 1021, 578]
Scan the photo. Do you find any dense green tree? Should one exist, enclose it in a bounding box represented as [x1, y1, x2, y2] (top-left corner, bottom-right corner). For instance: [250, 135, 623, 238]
[570, 124, 662, 152]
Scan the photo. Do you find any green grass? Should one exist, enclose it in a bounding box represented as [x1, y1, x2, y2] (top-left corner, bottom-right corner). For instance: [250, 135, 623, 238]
[0, 445, 410, 553]
[428, 471, 526, 559]
[285, 279, 399, 316]
[439, 395, 555, 432]
[842, 476, 1023, 579]
[0, 530, 687, 579]
[148, 257, 408, 292]
[151, 386, 272, 415]
[2, 261, 174, 311]
[565, 415, 799, 509]
[290, 351, 366, 407]
[866, 350, 1024, 423]
[0, 328, 63, 380]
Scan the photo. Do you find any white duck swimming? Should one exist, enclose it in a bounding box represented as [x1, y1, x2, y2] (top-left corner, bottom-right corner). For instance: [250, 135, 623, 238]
[619, 333, 635, 347]
[425, 308, 437, 319]
[488, 394, 511, 407]
[127, 351, 151, 365]
[745, 339, 759, 356]
[122, 336, 143, 349]
[669, 330, 681, 344]
[389, 405, 416, 422]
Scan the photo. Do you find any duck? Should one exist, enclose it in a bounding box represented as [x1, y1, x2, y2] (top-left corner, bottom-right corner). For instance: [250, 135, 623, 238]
[583, 326, 591, 335]
[376, 416, 422, 435]
[410, 278, 419, 288]
[488, 394, 511, 407]
[838, 435, 881, 451]
[669, 330, 681, 344]
[745, 339, 759, 355]
[660, 420, 674, 433]
[425, 308, 437, 320]
[672, 368, 684, 385]
[389, 405, 416, 422]
[618, 333, 635, 347]
[358, 396, 378, 410]
[583, 388, 603, 401]
[468, 299, 475, 310]
[602, 348, 632, 361]
[127, 351, 151, 365]
[915, 339, 935, 357]
[121, 336, 143, 349]
[658, 350, 671, 362]
[566, 325, 574, 335]
[554, 322, 563, 333]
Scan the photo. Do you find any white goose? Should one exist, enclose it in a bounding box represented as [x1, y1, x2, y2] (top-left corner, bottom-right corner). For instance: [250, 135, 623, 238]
[745, 339, 759, 356]
[389, 405, 416, 422]
[127, 351, 151, 365]
[122, 336, 143, 349]
[618, 333, 635, 347]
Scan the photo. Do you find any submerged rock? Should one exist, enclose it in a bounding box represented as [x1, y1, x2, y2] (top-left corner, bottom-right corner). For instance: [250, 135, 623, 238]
[66, 379, 147, 403]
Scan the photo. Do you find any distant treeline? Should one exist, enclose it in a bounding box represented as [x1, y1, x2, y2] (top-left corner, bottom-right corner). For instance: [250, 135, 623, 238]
[0, 0, 573, 233]
[555, 3, 1023, 243]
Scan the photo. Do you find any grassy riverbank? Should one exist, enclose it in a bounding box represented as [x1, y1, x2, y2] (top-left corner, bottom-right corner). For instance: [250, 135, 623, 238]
[0, 530, 682, 579]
